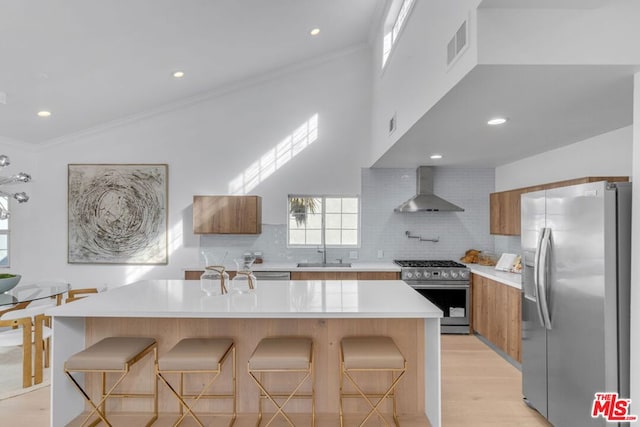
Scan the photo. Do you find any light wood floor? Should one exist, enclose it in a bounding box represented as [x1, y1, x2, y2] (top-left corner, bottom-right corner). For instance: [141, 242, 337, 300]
[0, 335, 550, 426]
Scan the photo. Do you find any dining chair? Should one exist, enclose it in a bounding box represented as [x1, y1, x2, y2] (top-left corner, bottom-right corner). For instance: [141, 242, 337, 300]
[65, 287, 99, 303]
[0, 304, 53, 388]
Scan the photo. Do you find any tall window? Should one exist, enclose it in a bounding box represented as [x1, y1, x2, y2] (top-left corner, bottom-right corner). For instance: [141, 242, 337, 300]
[382, 0, 416, 68]
[288, 196, 359, 247]
[0, 197, 9, 267]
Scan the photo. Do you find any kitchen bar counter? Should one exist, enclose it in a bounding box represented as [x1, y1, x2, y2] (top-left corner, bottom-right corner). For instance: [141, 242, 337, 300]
[466, 264, 521, 289]
[183, 261, 401, 273]
[47, 280, 442, 426]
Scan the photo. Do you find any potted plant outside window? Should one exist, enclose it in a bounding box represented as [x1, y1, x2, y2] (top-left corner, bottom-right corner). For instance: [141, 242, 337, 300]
[289, 197, 318, 226]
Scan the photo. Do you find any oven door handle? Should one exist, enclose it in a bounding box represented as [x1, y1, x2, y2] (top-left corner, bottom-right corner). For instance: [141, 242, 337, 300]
[409, 284, 470, 290]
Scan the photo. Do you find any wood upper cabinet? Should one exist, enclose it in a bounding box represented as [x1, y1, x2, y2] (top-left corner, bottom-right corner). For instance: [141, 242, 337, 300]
[471, 273, 521, 363]
[193, 195, 262, 234]
[490, 176, 628, 236]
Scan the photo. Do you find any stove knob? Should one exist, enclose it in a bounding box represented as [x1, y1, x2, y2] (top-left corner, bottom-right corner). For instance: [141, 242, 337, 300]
[415, 271, 422, 279]
[405, 272, 413, 279]
[441, 271, 450, 279]
[451, 271, 459, 279]
[424, 271, 431, 278]
[460, 270, 469, 279]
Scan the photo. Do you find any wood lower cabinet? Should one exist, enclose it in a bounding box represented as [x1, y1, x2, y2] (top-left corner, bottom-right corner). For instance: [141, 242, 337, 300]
[471, 273, 521, 363]
[185, 270, 236, 280]
[291, 271, 358, 280]
[354, 271, 401, 280]
[193, 195, 262, 234]
[185, 270, 400, 280]
[490, 176, 628, 236]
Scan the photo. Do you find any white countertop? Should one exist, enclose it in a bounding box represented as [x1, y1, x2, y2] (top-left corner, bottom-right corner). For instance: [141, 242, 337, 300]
[184, 262, 401, 272]
[47, 279, 442, 319]
[466, 264, 522, 289]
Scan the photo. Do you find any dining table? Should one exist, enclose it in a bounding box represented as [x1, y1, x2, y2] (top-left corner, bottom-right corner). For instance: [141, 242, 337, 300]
[0, 282, 71, 313]
[0, 281, 70, 387]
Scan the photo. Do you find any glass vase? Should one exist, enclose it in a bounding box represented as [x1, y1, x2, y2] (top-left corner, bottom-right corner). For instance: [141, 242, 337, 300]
[200, 266, 229, 296]
[230, 270, 257, 294]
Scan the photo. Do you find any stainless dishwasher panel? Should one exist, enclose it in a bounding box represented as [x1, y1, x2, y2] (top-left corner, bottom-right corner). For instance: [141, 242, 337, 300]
[252, 271, 291, 280]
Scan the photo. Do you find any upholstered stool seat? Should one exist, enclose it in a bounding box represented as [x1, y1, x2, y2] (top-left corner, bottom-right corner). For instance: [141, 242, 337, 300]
[248, 337, 315, 426]
[64, 336, 158, 427]
[340, 336, 406, 427]
[156, 337, 236, 427]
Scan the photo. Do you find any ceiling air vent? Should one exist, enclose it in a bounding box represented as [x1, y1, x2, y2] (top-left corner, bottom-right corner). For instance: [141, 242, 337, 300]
[446, 19, 468, 66]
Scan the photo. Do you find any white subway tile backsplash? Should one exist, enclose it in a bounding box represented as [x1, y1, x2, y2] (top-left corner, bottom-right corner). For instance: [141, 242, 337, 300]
[199, 167, 496, 264]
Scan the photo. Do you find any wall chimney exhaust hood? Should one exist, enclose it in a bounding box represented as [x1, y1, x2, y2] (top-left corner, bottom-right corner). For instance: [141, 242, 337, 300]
[394, 166, 464, 212]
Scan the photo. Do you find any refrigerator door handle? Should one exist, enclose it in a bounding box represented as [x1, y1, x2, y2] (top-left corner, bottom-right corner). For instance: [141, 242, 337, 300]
[533, 228, 546, 328]
[538, 227, 553, 330]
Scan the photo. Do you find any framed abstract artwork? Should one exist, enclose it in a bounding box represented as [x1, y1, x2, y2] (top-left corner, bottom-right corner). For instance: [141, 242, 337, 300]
[68, 164, 168, 264]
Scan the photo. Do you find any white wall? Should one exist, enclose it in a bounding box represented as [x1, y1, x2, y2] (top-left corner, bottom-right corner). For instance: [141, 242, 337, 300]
[370, 0, 481, 166]
[19, 47, 373, 288]
[630, 72, 640, 412]
[478, 0, 640, 65]
[0, 140, 37, 278]
[495, 126, 632, 191]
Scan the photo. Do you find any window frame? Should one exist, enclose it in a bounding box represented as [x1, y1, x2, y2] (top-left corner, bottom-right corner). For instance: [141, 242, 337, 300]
[286, 195, 361, 249]
[381, 0, 417, 70]
[0, 196, 10, 268]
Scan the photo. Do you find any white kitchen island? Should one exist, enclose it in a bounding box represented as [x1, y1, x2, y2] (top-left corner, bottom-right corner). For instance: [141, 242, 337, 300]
[48, 280, 442, 426]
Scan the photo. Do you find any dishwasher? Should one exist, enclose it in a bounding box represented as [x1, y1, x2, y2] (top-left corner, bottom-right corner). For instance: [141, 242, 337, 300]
[252, 271, 291, 281]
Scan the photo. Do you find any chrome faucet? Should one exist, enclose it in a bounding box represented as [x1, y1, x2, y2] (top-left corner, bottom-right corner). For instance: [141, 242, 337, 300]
[318, 242, 327, 264]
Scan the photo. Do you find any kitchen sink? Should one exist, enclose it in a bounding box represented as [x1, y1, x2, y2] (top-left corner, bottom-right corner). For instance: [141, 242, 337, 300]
[296, 262, 352, 268]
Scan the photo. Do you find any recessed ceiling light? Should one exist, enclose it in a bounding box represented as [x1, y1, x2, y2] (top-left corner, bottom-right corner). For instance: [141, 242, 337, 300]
[487, 117, 507, 125]
[37, 111, 51, 117]
[173, 71, 185, 78]
[430, 154, 443, 159]
[310, 28, 320, 36]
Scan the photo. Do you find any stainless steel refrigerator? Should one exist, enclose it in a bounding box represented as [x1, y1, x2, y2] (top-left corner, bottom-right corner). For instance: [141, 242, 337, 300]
[521, 181, 631, 427]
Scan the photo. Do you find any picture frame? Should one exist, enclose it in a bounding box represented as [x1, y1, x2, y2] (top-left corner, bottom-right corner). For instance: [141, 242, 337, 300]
[68, 163, 168, 264]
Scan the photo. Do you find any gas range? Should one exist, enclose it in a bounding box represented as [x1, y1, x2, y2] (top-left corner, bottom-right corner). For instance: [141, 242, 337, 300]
[394, 260, 470, 282]
[394, 260, 471, 334]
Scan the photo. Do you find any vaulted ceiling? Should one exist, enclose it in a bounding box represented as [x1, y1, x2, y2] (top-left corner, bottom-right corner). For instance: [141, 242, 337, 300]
[0, 0, 384, 144]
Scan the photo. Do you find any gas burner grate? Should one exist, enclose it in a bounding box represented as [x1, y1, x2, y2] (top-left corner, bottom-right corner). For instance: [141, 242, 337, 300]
[394, 260, 467, 268]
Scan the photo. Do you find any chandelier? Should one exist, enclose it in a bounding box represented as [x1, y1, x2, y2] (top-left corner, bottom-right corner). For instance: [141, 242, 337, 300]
[0, 155, 31, 220]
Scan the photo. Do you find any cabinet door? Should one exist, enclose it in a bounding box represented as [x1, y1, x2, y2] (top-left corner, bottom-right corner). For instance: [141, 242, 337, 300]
[490, 190, 522, 236]
[356, 272, 400, 280]
[291, 272, 358, 280]
[506, 285, 522, 362]
[185, 270, 237, 280]
[193, 196, 262, 234]
[471, 274, 488, 336]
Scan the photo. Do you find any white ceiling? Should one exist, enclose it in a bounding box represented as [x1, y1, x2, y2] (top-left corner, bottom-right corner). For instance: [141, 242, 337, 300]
[373, 65, 635, 168]
[0, 1, 635, 172]
[0, 0, 384, 144]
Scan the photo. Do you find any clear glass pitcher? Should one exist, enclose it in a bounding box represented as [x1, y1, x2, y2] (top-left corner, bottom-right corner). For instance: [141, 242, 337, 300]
[200, 266, 229, 296]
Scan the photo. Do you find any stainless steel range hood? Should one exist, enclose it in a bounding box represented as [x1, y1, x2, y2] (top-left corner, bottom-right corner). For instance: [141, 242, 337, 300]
[394, 166, 464, 212]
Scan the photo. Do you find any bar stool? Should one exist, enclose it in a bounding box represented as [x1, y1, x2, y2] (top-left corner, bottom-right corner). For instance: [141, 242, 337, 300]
[156, 337, 236, 427]
[339, 336, 406, 427]
[248, 337, 315, 426]
[64, 336, 158, 427]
